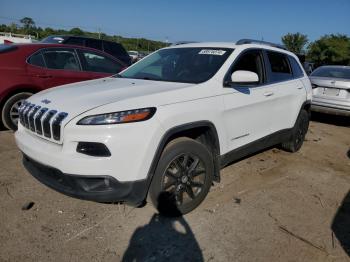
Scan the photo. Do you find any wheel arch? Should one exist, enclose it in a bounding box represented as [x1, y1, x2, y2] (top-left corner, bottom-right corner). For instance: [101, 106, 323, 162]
[144, 120, 221, 201]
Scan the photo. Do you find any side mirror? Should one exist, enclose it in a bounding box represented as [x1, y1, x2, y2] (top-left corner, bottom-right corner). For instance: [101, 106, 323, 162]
[230, 70, 259, 85]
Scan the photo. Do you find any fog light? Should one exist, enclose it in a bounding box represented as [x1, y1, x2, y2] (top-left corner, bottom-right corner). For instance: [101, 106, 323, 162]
[76, 142, 111, 157]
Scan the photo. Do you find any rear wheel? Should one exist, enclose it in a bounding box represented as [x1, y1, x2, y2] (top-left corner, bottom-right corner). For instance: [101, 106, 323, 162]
[149, 137, 214, 216]
[280, 110, 309, 152]
[1, 92, 32, 131]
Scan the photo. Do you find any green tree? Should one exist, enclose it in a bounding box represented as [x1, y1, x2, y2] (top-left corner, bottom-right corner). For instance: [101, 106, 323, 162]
[281, 33, 308, 54]
[20, 17, 35, 30]
[69, 27, 84, 36]
[307, 34, 350, 67]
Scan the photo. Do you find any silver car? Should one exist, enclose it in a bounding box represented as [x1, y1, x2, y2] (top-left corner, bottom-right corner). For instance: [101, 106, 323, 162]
[310, 65, 350, 116]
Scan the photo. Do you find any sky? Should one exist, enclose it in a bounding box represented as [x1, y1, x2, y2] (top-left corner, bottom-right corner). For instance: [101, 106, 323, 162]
[0, 0, 349, 44]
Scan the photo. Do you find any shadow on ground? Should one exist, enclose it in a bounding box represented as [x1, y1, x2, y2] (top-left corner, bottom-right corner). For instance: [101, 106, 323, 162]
[122, 214, 203, 262]
[311, 112, 349, 127]
[122, 192, 203, 261]
[332, 191, 350, 256]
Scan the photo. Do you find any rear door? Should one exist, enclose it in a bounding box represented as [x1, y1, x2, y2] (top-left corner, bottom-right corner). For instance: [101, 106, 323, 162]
[264, 50, 306, 132]
[77, 48, 125, 78]
[40, 47, 92, 87]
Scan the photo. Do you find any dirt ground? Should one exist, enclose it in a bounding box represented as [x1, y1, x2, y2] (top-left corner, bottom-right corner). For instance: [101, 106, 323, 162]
[0, 113, 349, 262]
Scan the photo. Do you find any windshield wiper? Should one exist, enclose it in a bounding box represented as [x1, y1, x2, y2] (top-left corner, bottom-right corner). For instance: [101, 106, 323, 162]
[114, 73, 123, 78]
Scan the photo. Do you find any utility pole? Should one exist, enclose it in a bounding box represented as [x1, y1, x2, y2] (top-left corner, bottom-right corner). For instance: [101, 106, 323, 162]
[98, 28, 101, 39]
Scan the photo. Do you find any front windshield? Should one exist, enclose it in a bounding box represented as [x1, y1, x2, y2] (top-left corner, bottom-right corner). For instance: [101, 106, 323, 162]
[311, 67, 350, 80]
[118, 47, 233, 84]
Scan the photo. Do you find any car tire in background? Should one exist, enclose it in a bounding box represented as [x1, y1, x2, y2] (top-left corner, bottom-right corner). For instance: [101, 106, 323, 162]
[1, 92, 32, 131]
[149, 137, 214, 216]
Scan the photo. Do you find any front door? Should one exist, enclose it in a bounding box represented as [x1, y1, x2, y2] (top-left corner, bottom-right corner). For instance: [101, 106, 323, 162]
[222, 49, 275, 151]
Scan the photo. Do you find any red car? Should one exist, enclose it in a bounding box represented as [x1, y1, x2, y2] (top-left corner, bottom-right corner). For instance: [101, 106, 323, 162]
[0, 43, 126, 130]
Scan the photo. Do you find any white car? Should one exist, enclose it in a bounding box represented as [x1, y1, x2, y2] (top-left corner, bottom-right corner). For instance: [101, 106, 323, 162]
[310, 65, 350, 116]
[15, 39, 312, 215]
[128, 50, 139, 63]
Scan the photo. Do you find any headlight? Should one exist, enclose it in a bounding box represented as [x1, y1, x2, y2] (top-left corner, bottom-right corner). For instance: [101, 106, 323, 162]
[77, 107, 156, 125]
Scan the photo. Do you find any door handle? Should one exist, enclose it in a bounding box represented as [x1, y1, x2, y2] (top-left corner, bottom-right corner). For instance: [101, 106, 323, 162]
[297, 86, 303, 89]
[263, 91, 274, 97]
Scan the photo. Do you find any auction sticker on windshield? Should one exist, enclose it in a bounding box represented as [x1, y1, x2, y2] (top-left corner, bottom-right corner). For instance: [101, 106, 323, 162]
[199, 49, 226, 55]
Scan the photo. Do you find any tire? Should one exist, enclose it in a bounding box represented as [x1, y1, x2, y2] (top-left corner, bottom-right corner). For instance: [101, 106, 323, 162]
[1, 92, 32, 131]
[280, 110, 309, 153]
[149, 137, 214, 216]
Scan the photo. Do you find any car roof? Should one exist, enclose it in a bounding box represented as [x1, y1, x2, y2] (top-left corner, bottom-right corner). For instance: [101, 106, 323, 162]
[165, 41, 296, 56]
[11, 43, 126, 65]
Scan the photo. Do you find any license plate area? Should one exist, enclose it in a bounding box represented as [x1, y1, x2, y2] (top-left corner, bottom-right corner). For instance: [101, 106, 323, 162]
[322, 87, 340, 97]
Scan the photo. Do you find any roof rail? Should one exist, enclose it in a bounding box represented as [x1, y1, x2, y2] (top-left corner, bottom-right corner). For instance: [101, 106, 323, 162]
[236, 39, 286, 50]
[171, 41, 198, 46]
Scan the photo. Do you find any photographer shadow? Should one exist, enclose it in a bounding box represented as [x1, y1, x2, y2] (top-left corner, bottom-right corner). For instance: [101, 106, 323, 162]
[332, 191, 350, 256]
[122, 192, 204, 262]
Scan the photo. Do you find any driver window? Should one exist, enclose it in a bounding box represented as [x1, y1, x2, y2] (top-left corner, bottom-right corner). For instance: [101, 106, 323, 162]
[230, 50, 264, 84]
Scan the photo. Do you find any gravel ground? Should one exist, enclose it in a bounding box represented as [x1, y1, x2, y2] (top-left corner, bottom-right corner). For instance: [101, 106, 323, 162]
[0, 113, 349, 262]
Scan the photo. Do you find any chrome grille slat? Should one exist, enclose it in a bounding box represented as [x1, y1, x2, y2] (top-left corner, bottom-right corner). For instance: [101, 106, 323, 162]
[43, 110, 57, 138]
[24, 104, 34, 128]
[29, 106, 41, 131]
[19, 101, 68, 142]
[52, 112, 68, 140]
[35, 108, 48, 135]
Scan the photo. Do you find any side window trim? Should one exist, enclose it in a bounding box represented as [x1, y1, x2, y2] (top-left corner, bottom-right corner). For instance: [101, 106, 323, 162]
[77, 48, 121, 73]
[288, 55, 305, 79]
[26, 49, 47, 68]
[223, 48, 267, 88]
[263, 49, 294, 84]
[41, 47, 82, 71]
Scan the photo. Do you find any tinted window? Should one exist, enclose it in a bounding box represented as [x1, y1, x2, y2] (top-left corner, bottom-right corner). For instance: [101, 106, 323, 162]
[80, 50, 122, 73]
[65, 37, 85, 46]
[120, 48, 233, 84]
[230, 50, 265, 84]
[85, 39, 103, 51]
[103, 41, 128, 56]
[42, 49, 80, 70]
[267, 51, 293, 81]
[288, 56, 304, 78]
[28, 52, 45, 67]
[311, 67, 350, 80]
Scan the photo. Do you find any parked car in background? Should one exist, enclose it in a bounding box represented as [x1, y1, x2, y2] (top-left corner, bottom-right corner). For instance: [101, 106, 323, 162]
[0, 32, 36, 44]
[310, 65, 350, 116]
[41, 35, 132, 66]
[0, 43, 126, 130]
[128, 50, 139, 63]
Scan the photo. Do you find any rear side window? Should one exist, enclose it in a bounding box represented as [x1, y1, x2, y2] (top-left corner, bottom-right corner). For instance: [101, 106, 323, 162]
[288, 56, 304, 78]
[28, 52, 45, 67]
[267, 51, 293, 82]
[79, 50, 123, 73]
[85, 39, 103, 51]
[65, 37, 85, 46]
[103, 41, 128, 56]
[42, 49, 80, 71]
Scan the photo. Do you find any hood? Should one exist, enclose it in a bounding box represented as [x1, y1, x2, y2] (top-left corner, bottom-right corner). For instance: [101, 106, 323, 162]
[28, 77, 194, 116]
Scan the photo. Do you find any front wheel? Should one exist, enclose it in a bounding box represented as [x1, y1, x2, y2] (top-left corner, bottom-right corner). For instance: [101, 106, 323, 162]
[149, 137, 214, 216]
[1, 92, 32, 131]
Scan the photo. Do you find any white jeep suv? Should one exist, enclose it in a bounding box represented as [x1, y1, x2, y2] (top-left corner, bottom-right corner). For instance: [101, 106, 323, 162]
[15, 39, 312, 215]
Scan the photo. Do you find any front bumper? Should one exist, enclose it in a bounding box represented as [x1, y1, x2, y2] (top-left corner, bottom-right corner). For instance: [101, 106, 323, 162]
[22, 154, 148, 205]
